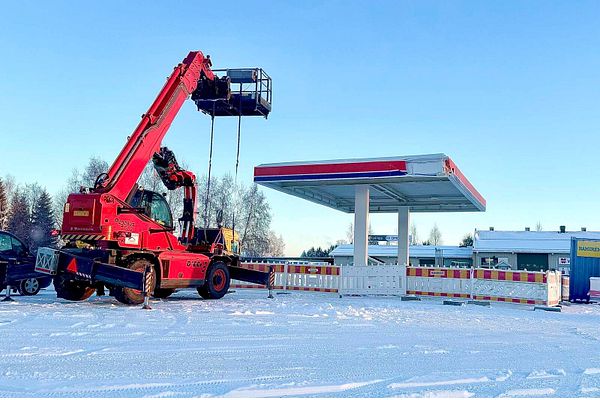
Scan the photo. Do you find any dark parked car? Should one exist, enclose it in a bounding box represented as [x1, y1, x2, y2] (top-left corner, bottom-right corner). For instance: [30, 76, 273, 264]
[0, 231, 52, 295]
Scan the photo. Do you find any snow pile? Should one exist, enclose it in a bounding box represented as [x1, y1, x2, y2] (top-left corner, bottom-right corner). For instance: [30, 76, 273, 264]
[0, 289, 599, 397]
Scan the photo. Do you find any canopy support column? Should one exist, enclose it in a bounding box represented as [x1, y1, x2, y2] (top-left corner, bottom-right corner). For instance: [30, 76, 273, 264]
[397, 207, 410, 266]
[397, 206, 410, 295]
[353, 185, 370, 266]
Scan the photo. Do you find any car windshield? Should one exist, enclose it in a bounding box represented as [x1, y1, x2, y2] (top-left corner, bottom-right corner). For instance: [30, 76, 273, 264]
[11, 236, 25, 255]
[0, 234, 11, 253]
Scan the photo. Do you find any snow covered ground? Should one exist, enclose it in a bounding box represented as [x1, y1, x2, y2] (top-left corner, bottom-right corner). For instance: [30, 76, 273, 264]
[0, 288, 599, 398]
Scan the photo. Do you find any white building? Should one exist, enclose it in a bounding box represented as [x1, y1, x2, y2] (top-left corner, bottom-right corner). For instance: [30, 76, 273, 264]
[473, 228, 600, 272]
[330, 244, 472, 267]
[329, 227, 600, 273]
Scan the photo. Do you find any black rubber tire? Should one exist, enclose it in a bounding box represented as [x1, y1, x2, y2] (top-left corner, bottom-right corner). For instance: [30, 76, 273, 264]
[152, 288, 175, 299]
[18, 278, 41, 296]
[197, 261, 230, 300]
[53, 274, 95, 301]
[113, 259, 156, 305]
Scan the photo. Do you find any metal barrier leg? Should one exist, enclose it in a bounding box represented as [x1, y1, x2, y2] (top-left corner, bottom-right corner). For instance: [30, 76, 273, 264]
[142, 294, 151, 309]
[2, 285, 15, 302]
[277, 262, 290, 295]
[141, 266, 152, 310]
[267, 266, 274, 299]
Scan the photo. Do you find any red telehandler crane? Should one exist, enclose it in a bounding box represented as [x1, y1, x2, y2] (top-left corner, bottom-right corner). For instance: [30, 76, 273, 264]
[35, 51, 272, 305]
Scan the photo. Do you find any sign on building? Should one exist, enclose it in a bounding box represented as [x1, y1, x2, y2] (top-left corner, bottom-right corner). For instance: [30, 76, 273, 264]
[576, 240, 600, 258]
[369, 235, 398, 242]
[558, 257, 570, 265]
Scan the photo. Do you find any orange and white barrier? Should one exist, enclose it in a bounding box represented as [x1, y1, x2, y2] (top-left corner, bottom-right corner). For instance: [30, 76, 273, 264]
[407, 266, 470, 299]
[407, 266, 561, 306]
[470, 268, 560, 306]
[232, 262, 562, 306]
[561, 275, 570, 302]
[232, 262, 340, 293]
[230, 263, 285, 290]
[285, 264, 340, 292]
[590, 277, 600, 301]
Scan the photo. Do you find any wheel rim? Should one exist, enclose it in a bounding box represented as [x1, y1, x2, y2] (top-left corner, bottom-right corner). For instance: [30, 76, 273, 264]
[24, 278, 39, 293]
[212, 269, 226, 292]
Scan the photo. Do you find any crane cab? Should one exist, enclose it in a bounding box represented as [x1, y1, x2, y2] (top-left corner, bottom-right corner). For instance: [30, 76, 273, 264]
[129, 189, 174, 230]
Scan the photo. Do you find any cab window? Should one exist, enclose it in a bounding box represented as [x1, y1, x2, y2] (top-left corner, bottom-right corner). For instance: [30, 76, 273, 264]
[130, 190, 173, 229]
[149, 192, 173, 228]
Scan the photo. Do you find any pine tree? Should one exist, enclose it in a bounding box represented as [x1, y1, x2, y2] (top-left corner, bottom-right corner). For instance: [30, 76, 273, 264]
[301, 245, 335, 258]
[6, 189, 31, 248]
[30, 189, 56, 251]
[0, 178, 8, 230]
[460, 233, 473, 247]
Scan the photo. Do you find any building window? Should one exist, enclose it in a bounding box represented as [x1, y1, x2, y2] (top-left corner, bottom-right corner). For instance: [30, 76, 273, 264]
[447, 259, 472, 268]
[419, 258, 435, 266]
[517, 253, 548, 271]
[481, 257, 498, 267]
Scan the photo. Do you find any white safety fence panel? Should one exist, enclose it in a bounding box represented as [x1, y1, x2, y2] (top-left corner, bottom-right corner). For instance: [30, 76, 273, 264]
[406, 266, 560, 306]
[472, 279, 547, 302]
[405, 266, 471, 298]
[407, 277, 471, 297]
[233, 262, 561, 305]
[546, 271, 562, 305]
[470, 269, 561, 306]
[233, 263, 341, 293]
[283, 265, 340, 292]
[590, 277, 600, 301]
[339, 265, 406, 296]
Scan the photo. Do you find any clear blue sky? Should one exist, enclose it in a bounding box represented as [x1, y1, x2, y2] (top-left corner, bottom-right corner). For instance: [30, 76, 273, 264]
[1, 1, 600, 255]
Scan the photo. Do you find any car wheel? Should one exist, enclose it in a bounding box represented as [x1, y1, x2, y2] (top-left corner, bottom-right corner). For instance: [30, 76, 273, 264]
[53, 274, 95, 301]
[19, 278, 41, 296]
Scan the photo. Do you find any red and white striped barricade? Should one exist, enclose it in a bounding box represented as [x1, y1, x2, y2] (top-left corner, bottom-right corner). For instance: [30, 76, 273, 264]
[561, 275, 570, 302]
[285, 265, 340, 293]
[546, 271, 562, 306]
[233, 262, 561, 306]
[590, 277, 600, 302]
[406, 266, 470, 299]
[231, 263, 286, 290]
[471, 269, 561, 306]
[233, 262, 340, 293]
[405, 266, 561, 306]
[339, 265, 406, 296]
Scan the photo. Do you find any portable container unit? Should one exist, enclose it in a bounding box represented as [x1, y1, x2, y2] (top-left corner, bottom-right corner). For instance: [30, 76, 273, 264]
[569, 238, 600, 302]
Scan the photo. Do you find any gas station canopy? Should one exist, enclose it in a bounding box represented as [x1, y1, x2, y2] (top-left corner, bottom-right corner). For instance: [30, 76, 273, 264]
[254, 154, 485, 213]
[254, 153, 485, 267]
